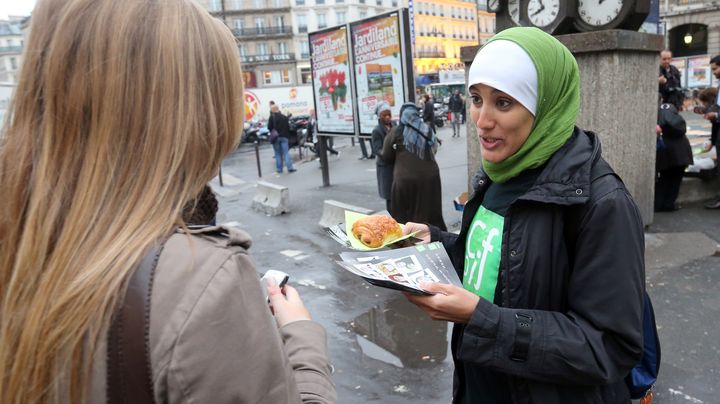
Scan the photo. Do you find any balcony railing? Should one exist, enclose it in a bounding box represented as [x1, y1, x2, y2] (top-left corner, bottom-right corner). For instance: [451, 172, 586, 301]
[0, 46, 22, 54]
[212, 1, 290, 13]
[416, 51, 446, 58]
[662, 0, 716, 13]
[231, 26, 293, 37]
[240, 53, 295, 64]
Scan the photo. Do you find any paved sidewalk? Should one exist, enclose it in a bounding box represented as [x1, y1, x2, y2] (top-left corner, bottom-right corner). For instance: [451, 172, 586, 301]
[213, 124, 719, 403]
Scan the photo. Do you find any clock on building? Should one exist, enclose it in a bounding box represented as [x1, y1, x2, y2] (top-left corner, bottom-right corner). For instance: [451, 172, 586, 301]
[495, 0, 650, 34]
[487, 0, 502, 13]
[526, 0, 576, 33]
[574, 0, 650, 31]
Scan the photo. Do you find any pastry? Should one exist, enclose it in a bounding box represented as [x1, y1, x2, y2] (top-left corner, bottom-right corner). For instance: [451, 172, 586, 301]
[351, 215, 403, 248]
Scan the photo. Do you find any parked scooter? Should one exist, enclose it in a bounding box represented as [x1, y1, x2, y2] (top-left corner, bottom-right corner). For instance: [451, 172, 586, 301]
[433, 103, 447, 128]
[242, 120, 268, 144]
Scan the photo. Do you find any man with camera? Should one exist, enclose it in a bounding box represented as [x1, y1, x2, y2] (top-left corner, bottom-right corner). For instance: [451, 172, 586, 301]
[659, 50, 684, 110]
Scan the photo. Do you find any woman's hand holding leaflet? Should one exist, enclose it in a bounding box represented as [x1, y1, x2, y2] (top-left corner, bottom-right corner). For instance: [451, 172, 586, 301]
[405, 282, 480, 324]
[403, 222, 431, 244]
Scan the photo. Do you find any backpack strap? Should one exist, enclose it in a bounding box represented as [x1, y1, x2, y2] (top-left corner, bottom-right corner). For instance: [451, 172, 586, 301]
[107, 244, 164, 404]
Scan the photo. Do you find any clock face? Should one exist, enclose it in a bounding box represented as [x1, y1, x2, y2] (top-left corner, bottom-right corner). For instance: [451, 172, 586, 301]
[578, 0, 623, 26]
[508, 0, 520, 25]
[528, 0, 561, 27]
[488, 0, 501, 12]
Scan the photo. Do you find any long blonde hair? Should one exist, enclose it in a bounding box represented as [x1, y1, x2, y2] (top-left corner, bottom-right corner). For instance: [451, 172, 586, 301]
[0, 0, 243, 402]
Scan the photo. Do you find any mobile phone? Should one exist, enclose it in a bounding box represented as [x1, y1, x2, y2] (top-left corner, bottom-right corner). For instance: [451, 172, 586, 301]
[261, 270, 289, 289]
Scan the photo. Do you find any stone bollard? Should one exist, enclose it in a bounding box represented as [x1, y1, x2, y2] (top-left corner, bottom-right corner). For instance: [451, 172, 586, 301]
[252, 181, 289, 216]
[318, 200, 373, 228]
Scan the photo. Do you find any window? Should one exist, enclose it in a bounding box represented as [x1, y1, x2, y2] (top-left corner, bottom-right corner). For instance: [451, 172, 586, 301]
[10, 58, 17, 70]
[275, 15, 285, 29]
[239, 44, 247, 56]
[281, 69, 291, 84]
[264, 71, 275, 84]
[257, 43, 268, 55]
[298, 15, 308, 32]
[278, 42, 288, 55]
[233, 19, 243, 30]
[336, 11, 346, 25]
[317, 13, 327, 29]
[255, 17, 265, 33]
[253, 0, 263, 7]
[359, 10, 367, 18]
[376, 0, 382, 5]
[300, 40, 310, 58]
[317, 0, 325, 4]
[208, 0, 221, 12]
[359, 0, 365, 4]
[391, 0, 397, 6]
[337, 0, 345, 3]
[296, 0, 305, 4]
[301, 67, 312, 84]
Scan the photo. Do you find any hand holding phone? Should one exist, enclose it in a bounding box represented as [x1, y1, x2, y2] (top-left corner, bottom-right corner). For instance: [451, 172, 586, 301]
[262, 270, 312, 327]
[261, 269, 289, 289]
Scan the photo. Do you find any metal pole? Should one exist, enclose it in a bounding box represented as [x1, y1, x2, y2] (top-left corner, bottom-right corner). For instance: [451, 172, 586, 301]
[254, 141, 262, 178]
[218, 165, 224, 187]
[318, 135, 330, 187]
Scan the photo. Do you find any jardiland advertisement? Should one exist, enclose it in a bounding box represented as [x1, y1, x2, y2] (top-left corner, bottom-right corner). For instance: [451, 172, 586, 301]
[351, 13, 404, 134]
[309, 26, 355, 134]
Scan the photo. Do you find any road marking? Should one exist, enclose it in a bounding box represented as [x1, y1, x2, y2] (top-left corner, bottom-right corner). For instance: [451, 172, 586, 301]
[668, 388, 704, 403]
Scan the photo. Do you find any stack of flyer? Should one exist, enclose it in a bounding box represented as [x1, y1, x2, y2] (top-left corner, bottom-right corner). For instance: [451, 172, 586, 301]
[327, 211, 461, 295]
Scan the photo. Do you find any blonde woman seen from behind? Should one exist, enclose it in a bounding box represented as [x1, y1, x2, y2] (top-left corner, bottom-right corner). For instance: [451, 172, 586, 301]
[0, 0, 336, 403]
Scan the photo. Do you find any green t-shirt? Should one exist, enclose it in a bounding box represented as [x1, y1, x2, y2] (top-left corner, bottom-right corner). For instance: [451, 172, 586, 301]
[463, 165, 544, 301]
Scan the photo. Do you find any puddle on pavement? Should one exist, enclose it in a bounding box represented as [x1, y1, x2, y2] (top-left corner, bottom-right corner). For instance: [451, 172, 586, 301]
[350, 295, 449, 368]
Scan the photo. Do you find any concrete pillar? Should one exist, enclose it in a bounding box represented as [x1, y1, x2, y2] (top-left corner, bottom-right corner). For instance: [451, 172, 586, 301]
[461, 30, 663, 225]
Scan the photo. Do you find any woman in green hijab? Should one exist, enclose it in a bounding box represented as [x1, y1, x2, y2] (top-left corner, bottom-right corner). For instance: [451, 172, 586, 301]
[403, 28, 646, 403]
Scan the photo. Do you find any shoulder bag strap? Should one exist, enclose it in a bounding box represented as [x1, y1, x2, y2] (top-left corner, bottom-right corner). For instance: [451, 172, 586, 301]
[107, 244, 164, 404]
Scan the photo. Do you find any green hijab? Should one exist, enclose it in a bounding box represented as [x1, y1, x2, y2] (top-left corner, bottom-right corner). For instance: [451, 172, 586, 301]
[479, 27, 580, 183]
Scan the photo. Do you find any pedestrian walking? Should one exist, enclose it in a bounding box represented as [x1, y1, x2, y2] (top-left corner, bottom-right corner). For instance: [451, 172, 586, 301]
[382, 103, 446, 230]
[448, 89, 464, 137]
[268, 105, 297, 173]
[655, 103, 693, 212]
[422, 93, 436, 134]
[358, 135, 374, 160]
[402, 27, 645, 403]
[371, 102, 396, 211]
[0, 1, 336, 403]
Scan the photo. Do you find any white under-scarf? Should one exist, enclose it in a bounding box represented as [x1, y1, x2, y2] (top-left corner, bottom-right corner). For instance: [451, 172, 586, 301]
[467, 40, 539, 116]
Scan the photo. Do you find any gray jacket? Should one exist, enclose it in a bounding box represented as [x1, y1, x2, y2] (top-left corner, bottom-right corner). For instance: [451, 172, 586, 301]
[90, 226, 337, 403]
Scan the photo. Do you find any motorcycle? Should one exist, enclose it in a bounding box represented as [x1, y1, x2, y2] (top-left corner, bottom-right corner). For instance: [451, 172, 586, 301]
[242, 120, 268, 144]
[433, 103, 447, 128]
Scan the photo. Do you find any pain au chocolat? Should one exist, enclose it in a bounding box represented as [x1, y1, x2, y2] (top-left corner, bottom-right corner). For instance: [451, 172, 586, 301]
[351, 215, 403, 248]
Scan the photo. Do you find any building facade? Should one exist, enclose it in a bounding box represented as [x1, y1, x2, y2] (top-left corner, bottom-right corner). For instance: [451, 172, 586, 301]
[412, 0, 478, 82]
[476, 2, 495, 46]
[202, 0, 298, 89]
[660, 0, 720, 58]
[0, 18, 24, 85]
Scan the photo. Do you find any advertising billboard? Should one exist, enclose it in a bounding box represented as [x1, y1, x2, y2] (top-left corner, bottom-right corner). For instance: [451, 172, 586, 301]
[350, 11, 413, 135]
[687, 55, 711, 88]
[309, 26, 355, 134]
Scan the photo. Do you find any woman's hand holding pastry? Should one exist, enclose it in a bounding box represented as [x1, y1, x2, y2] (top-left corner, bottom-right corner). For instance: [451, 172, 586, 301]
[404, 282, 480, 324]
[403, 222, 431, 244]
